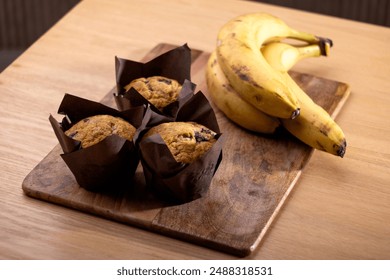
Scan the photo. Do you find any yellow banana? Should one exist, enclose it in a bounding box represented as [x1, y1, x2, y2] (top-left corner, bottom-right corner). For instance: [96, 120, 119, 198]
[216, 13, 323, 119]
[206, 50, 280, 134]
[261, 41, 330, 72]
[262, 41, 347, 157]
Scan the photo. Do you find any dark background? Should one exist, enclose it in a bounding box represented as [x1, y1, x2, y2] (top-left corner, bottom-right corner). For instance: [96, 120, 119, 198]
[1, 0, 389, 72]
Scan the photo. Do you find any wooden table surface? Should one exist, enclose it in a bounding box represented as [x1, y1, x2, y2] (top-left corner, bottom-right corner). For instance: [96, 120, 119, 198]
[1, 0, 389, 260]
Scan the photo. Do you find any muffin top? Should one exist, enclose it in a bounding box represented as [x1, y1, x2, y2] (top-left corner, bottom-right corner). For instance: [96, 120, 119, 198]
[65, 115, 136, 148]
[142, 122, 217, 163]
[124, 76, 182, 111]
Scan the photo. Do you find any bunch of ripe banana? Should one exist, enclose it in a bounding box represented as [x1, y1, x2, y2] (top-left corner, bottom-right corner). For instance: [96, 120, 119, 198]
[206, 12, 346, 157]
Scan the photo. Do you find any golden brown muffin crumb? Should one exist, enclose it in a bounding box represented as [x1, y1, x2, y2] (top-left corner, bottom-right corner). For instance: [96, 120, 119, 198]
[65, 115, 136, 148]
[143, 122, 217, 163]
[124, 76, 182, 110]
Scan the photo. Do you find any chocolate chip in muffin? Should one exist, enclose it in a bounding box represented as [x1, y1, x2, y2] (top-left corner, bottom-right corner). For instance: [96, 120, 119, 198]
[142, 122, 217, 164]
[195, 128, 216, 142]
[158, 77, 172, 85]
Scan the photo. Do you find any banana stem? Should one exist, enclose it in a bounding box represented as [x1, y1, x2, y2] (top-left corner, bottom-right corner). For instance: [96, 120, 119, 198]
[296, 44, 322, 58]
[288, 30, 333, 57]
[288, 29, 320, 43]
[277, 44, 324, 71]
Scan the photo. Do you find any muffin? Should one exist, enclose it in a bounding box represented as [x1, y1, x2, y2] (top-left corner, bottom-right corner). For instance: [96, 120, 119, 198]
[65, 115, 136, 148]
[124, 76, 182, 111]
[114, 44, 193, 114]
[142, 122, 217, 163]
[133, 89, 222, 203]
[50, 94, 144, 192]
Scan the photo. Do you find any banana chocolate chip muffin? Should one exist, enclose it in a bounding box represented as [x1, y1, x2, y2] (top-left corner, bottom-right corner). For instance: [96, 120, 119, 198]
[124, 76, 182, 111]
[142, 122, 217, 164]
[65, 114, 136, 148]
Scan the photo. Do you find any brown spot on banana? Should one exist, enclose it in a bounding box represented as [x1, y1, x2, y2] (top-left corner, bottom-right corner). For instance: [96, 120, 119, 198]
[224, 100, 233, 113]
[231, 65, 261, 88]
[254, 95, 262, 103]
[222, 83, 234, 93]
[238, 72, 251, 82]
[316, 141, 326, 152]
[232, 65, 250, 82]
[319, 123, 331, 137]
[211, 58, 217, 67]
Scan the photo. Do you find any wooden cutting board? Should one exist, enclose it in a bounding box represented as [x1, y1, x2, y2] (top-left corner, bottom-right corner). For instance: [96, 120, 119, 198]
[22, 43, 350, 257]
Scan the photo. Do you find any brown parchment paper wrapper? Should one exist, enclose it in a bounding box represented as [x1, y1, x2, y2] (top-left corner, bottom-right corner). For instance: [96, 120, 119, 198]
[49, 93, 145, 192]
[113, 44, 195, 118]
[137, 91, 224, 203]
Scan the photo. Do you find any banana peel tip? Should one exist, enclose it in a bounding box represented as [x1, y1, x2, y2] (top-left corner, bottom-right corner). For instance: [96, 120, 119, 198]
[291, 108, 300, 119]
[337, 140, 347, 158]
